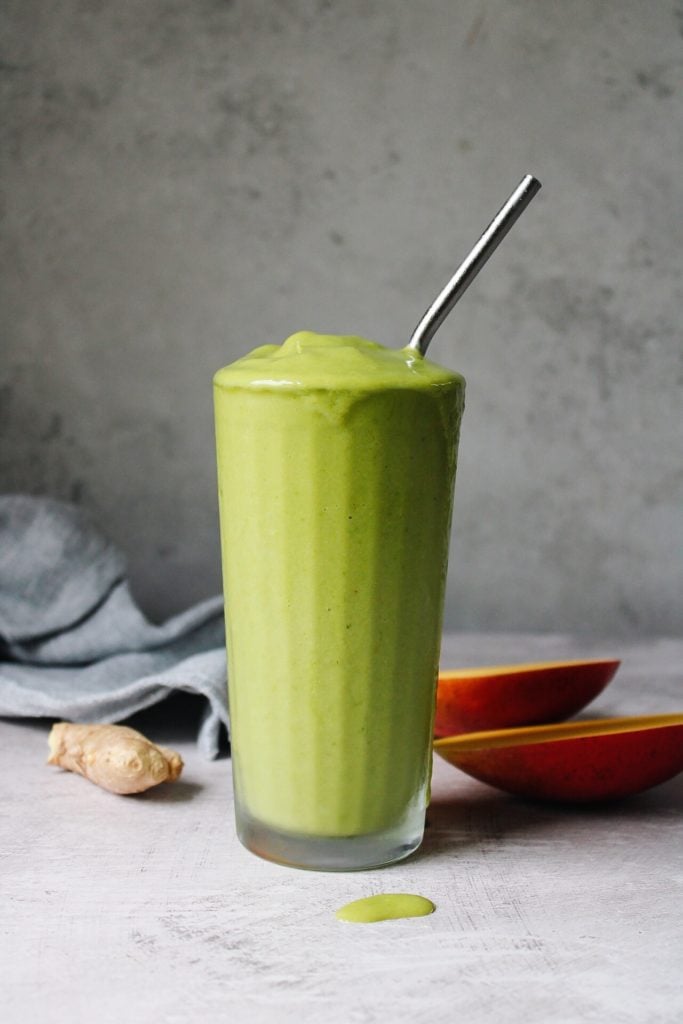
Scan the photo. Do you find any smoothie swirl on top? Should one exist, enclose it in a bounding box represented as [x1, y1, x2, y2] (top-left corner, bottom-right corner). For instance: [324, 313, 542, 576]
[213, 331, 463, 393]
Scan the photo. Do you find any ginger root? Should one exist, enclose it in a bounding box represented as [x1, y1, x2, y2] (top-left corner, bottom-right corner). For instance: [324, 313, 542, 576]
[47, 722, 183, 795]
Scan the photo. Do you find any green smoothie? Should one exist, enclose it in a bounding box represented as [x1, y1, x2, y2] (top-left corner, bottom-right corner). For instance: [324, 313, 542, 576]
[214, 331, 464, 868]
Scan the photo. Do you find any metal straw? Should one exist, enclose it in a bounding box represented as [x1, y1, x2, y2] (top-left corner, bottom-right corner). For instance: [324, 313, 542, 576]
[407, 174, 542, 356]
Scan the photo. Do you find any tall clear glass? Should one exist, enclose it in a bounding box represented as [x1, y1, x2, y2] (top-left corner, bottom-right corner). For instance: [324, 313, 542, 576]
[214, 333, 464, 870]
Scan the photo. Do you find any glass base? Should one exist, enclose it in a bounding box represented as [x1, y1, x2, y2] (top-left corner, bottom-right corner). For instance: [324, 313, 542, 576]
[236, 805, 425, 872]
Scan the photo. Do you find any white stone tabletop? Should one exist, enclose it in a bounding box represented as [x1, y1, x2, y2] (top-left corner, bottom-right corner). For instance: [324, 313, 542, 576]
[3, 632, 682, 1024]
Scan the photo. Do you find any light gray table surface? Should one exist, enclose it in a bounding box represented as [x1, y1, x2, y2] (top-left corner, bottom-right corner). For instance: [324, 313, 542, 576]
[2, 632, 682, 1024]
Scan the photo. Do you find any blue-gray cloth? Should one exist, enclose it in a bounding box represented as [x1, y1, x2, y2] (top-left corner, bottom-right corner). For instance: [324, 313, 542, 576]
[0, 495, 228, 757]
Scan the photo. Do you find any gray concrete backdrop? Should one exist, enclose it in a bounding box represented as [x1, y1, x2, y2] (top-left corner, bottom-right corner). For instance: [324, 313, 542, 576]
[1, 0, 682, 636]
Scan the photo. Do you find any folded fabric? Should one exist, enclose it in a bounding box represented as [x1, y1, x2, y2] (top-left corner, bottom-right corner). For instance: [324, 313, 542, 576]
[0, 495, 228, 757]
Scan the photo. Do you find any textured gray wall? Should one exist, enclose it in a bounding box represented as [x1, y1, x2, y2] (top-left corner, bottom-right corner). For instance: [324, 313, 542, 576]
[1, 0, 682, 635]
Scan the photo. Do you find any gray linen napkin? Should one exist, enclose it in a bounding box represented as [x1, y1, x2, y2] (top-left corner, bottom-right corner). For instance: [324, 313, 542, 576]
[0, 495, 229, 757]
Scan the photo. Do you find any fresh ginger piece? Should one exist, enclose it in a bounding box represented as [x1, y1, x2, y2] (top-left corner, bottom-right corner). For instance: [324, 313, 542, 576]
[47, 722, 183, 795]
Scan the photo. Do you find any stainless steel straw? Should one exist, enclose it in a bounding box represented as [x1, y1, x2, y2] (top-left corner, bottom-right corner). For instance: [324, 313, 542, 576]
[408, 174, 542, 356]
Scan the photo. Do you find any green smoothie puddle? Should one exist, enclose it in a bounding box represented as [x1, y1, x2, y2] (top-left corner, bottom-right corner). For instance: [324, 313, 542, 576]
[214, 331, 465, 848]
[335, 894, 436, 923]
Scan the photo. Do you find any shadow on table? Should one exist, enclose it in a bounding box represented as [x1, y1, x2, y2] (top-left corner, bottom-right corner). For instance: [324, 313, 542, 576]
[417, 768, 683, 863]
[134, 778, 204, 804]
[127, 691, 230, 752]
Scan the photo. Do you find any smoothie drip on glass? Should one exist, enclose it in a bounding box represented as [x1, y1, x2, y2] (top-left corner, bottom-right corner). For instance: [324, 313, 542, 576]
[214, 331, 464, 869]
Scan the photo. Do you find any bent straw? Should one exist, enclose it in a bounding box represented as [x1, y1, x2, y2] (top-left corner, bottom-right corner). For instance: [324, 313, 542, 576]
[408, 174, 541, 356]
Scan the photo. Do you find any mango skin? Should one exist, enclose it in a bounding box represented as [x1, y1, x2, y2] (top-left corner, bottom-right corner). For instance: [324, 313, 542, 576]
[434, 659, 620, 738]
[437, 723, 683, 802]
